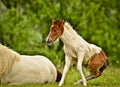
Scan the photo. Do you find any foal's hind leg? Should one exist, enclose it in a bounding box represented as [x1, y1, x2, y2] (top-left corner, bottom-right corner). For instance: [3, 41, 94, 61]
[74, 70, 102, 85]
[74, 74, 96, 85]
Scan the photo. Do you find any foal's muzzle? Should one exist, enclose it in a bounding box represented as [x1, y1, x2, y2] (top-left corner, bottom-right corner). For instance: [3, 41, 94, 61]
[46, 37, 52, 44]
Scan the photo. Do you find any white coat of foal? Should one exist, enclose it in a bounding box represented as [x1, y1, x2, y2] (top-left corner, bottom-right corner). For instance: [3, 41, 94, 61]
[0, 44, 61, 84]
[46, 19, 108, 86]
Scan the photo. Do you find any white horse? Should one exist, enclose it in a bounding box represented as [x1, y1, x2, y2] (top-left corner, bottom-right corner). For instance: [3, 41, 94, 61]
[0, 44, 62, 84]
[46, 19, 108, 86]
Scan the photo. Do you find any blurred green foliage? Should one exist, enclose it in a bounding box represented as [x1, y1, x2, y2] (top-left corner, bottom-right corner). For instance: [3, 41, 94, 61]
[0, 0, 120, 66]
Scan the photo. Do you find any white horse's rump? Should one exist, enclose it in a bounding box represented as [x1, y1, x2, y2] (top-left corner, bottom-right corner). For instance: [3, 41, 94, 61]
[46, 20, 108, 86]
[0, 44, 61, 84]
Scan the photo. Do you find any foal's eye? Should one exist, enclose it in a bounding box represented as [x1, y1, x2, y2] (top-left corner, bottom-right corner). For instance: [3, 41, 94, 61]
[54, 29, 57, 32]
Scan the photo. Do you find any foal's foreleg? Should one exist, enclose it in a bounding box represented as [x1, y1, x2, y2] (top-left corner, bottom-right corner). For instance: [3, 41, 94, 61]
[75, 56, 87, 86]
[59, 56, 72, 86]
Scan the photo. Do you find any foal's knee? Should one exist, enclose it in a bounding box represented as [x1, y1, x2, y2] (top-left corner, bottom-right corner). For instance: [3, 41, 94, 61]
[88, 68, 102, 79]
[95, 71, 102, 78]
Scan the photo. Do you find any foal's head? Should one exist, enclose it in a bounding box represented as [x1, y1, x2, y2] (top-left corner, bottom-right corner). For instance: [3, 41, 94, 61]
[46, 19, 64, 44]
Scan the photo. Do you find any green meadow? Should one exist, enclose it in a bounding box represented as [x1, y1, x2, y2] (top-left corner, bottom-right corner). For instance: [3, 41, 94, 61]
[1, 66, 120, 87]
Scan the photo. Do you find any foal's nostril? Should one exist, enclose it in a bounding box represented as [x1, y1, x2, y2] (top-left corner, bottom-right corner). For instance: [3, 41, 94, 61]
[46, 38, 52, 43]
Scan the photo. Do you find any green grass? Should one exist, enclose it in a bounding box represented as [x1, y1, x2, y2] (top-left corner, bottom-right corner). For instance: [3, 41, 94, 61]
[1, 66, 120, 87]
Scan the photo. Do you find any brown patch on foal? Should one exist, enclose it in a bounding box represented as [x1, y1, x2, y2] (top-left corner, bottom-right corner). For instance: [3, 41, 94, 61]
[88, 50, 108, 77]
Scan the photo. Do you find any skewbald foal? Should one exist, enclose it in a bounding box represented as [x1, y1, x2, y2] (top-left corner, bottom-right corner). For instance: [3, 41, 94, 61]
[46, 19, 108, 86]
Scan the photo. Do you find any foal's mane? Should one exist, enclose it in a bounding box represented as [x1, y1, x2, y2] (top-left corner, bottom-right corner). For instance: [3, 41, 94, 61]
[0, 44, 20, 76]
[64, 22, 77, 35]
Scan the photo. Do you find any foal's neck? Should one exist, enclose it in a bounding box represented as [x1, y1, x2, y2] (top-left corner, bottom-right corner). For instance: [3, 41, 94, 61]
[60, 22, 77, 44]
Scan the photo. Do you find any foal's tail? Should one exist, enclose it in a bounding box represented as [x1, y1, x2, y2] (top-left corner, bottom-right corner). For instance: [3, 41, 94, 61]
[99, 55, 109, 72]
[100, 58, 109, 72]
[56, 70, 62, 82]
[105, 58, 109, 66]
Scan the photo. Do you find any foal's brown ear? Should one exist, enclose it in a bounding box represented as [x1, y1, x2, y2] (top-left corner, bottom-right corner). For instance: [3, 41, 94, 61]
[60, 19, 64, 25]
[52, 19, 55, 24]
[58, 19, 64, 27]
[52, 19, 64, 26]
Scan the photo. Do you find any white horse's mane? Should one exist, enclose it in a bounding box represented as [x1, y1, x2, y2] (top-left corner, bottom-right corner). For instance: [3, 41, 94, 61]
[0, 44, 20, 76]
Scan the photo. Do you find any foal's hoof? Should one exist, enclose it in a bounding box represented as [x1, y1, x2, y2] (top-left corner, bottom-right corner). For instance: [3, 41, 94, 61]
[74, 80, 87, 86]
[74, 80, 82, 86]
[59, 82, 63, 87]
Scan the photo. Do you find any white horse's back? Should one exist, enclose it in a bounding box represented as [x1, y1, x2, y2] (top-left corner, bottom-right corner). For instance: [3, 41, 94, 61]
[0, 44, 61, 85]
[1, 55, 57, 84]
